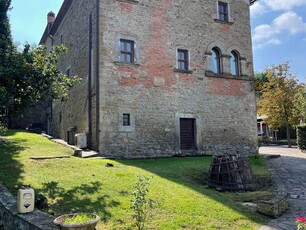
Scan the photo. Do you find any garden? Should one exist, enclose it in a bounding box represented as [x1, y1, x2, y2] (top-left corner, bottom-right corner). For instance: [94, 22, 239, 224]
[0, 130, 275, 229]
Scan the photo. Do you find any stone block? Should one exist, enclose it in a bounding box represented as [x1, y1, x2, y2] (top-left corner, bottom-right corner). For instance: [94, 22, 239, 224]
[258, 192, 289, 217]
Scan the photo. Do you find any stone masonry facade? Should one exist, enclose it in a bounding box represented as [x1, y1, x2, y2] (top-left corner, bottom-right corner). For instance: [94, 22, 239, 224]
[41, 0, 258, 158]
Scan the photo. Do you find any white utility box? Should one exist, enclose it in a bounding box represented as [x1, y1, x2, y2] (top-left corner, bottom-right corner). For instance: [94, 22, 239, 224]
[75, 133, 87, 149]
[17, 188, 35, 213]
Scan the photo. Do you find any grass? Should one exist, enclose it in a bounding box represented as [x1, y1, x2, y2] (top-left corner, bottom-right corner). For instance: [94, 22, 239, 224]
[0, 130, 274, 230]
[64, 213, 95, 224]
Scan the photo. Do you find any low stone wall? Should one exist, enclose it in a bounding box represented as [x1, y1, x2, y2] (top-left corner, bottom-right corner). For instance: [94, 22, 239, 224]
[0, 185, 58, 230]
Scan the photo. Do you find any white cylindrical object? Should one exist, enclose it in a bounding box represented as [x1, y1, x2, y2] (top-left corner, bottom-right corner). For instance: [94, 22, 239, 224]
[17, 188, 35, 213]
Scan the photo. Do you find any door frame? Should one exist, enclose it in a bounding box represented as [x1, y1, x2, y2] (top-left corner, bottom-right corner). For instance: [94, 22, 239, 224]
[175, 113, 202, 153]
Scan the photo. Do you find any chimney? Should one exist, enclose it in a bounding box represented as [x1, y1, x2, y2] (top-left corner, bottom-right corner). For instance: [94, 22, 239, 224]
[47, 11, 55, 34]
[47, 11, 55, 24]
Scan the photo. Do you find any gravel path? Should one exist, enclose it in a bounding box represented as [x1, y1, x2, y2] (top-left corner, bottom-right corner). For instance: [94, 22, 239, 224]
[259, 146, 306, 230]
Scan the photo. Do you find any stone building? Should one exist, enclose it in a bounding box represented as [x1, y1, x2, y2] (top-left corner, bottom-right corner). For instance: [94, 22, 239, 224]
[40, 0, 258, 158]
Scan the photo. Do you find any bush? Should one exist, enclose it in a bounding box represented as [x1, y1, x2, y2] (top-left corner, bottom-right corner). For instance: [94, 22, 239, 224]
[131, 176, 157, 230]
[0, 122, 8, 136]
[297, 124, 306, 152]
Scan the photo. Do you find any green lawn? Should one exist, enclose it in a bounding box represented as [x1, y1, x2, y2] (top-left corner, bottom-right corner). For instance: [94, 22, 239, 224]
[0, 130, 274, 230]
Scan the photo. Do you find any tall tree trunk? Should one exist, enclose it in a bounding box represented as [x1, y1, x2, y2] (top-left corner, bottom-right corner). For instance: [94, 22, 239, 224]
[284, 105, 292, 148]
[285, 120, 292, 148]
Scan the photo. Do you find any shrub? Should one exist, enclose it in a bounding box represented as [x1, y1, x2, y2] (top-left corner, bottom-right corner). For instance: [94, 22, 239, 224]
[131, 176, 156, 230]
[0, 121, 8, 136]
[297, 124, 306, 152]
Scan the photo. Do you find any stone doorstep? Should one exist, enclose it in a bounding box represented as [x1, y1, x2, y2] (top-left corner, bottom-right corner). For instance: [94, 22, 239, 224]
[41, 133, 99, 158]
[73, 149, 99, 158]
[258, 192, 289, 217]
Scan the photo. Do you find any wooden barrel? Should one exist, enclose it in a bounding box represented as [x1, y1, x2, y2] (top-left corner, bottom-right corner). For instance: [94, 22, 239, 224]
[207, 155, 254, 191]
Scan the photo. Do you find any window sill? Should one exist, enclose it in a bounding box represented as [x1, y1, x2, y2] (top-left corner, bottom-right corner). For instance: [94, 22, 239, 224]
[174, 69, 193, 74]
[214, 19, 234, 25]
[114, 61, 140, 68]
[116, 0, 139, 4]
[205, 71, 254, 81]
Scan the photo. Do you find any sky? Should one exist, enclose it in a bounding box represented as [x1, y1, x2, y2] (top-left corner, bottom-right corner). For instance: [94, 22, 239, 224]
[8, 0, 306, 83]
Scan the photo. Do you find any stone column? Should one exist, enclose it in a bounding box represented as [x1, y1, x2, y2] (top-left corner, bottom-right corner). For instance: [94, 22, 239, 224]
[222, 55, 231, 75]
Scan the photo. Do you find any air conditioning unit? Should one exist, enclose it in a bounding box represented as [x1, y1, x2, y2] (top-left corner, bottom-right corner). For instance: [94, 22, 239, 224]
[75, 133, 87, 149]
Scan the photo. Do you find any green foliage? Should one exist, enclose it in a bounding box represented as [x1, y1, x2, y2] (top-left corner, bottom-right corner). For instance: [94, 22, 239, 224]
[0, 121, 7, 136]
[0, 0, 13, 65]
[0, 44, 81, 123]
[64, 213, 93, 224]
[297, 125, 306, 152]
[131, 176, 156, 230]
[0, 1, 81, 124]
[255, 72, 268, 93]
[257, 62, 305, 147]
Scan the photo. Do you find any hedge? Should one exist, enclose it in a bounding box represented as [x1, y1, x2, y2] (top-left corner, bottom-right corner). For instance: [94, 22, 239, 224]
[297, 124, 306, 152]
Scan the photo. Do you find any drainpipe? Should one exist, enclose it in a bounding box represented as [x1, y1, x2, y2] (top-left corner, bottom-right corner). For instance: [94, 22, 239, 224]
[95, 0, 100, 152]
[48, 35, 54, 135]
[88, 13, 93, 148]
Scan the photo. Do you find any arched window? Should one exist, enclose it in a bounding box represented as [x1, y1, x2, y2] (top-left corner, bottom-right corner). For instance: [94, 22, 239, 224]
[230, 51, 240, 76]
[211, 47, 222, 74]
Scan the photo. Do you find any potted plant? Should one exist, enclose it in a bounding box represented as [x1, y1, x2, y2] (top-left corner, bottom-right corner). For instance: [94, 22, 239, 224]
[53, 213, 100, 230]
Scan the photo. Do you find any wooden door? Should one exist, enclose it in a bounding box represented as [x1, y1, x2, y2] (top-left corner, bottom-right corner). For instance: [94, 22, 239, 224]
[180, 118, 196, 150]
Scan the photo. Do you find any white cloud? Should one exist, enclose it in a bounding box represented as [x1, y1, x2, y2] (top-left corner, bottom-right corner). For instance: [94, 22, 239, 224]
[252, 24, 278, 42]
[266, 38, 282, 45]
[263, 0, 306, 11]
[251, 0, 306, 18]
[273, 11, 306, 34]
[250, 2, 268, 17]
[252, 11, 306, 48]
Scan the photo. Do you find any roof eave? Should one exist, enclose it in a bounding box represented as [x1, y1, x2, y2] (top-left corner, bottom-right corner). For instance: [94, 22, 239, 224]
[39, 0, 74, 45]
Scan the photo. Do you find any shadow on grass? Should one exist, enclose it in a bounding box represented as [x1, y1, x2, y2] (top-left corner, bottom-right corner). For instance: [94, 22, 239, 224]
[0, 130, 27, 193]
[117, 156, 273, 226]
[37, 181, 120, 222]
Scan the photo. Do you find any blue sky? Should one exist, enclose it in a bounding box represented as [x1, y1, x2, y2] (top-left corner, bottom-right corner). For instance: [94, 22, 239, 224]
[8, 0, 306, 83]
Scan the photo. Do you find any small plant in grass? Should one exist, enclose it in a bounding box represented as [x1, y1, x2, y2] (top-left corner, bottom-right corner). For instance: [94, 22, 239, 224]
[296, 216, 306, 230]
[64, 213, 93, 224]
[131, 176, 156, 230]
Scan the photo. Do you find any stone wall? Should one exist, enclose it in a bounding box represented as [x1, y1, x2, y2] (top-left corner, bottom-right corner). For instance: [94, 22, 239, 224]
[97, 0, 257, 157]
[0, 185, 58, 230]
[45, 0, 99, 150]
[11, 101, 50, 132]
[47, 0, 257, 158]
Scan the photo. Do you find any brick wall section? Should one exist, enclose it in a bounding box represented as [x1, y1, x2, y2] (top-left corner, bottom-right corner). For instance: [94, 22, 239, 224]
[46, 0, 257, 157]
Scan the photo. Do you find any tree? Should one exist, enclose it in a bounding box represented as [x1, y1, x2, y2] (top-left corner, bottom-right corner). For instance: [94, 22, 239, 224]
[0, 0, 80, 127]
[255, 71, 268, 100]
[257, 62, 306, 147]
[0, 44, 81, 127]
[0, 0, 12, 64]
